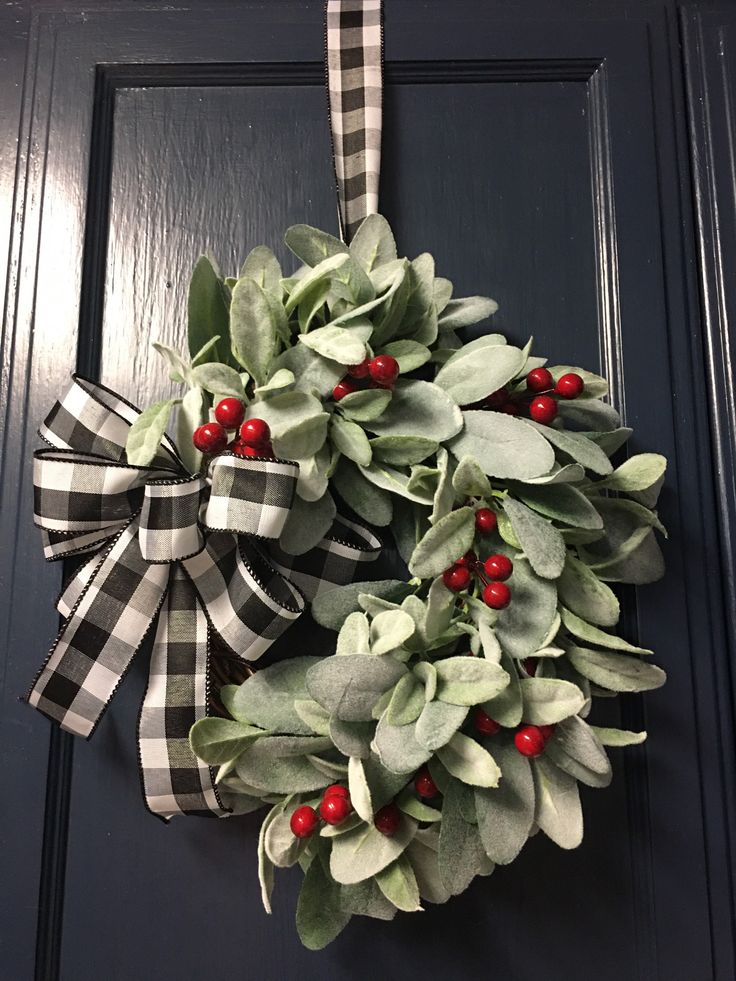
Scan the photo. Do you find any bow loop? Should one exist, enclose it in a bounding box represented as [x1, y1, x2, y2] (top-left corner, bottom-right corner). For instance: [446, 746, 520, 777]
[139, 475, 206, 563]
[205, 454, 298, 540]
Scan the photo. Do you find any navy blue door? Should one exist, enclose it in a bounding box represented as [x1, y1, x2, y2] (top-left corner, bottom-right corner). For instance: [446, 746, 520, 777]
[1, 2, 734, 979]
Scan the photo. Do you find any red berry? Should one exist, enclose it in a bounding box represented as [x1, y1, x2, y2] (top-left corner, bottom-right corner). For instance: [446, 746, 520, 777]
[290, 805, 319, 838]
[414, 768, 439, 799]
[555, 372, 585, 399]
[260, 441, 275, 459]
[192, 422, 228, 454]
[529, 395, 557, 425]
[456, 550, 478, 569]
[475, 508, 498, 534]
[443, 565, 472, 592]
[319, 794, 352, 825]
[232, 442, 260, 458]
[483, 581, 511, 609]
[527, 367, 554, 393]
[539, 724, 556, 740]
[332, 379, 358, 401]
[502, 402, 520, 416]
[323, 784, 350, 800]
[483, 554, 513, 581]
[214, 397, 246, 430]
[514, 726, 546, 758]
[239, 418, 271, 446]
[347, 358, 371, 379]
[473, 707, 500, 736]
[485, 387, 509, 409]
[374, 803, 401, 836]
[369, 354, 400, 386]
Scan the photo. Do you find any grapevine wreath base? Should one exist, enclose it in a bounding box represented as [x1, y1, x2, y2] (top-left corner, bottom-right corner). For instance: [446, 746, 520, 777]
[152, 215, 669, 948]
[30, 214, 667, 948]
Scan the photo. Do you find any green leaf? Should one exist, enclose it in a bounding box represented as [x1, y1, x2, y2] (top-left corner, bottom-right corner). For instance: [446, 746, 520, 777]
[557, 554, 620, 627]
[330, 818, 418, 885]
[239, 245, 282, 295]
[348, 756, 374, 822]
[370, 609, 416, 655]
[450, 410, 555, 480]
[349, 214, 397, 271]
[296, 854, 352, 949]
[330, 414, 372, 467]
[300, 323, 369, 364]
[339, 388, 393, 422]
[125, 399, 178, 466]
[438, 780, 488, 894]
[545, 716, 611, 787]
[590, 726, 647, 747]
[265, 804, 308, 867]
[358, 461, 434, 506]
[372, 715, 432, 772]
[382, 339, 432, 372]
[189, 717, 262, 764]
[294, 698, 331, 735]
[452, 455, 492, 498]
[236, 743, 332, 794]
[406, 835, 451, 904]
[273, 343, 344, 398]
[434, 338, 525, 406]
[502, 498, 566, 580]
[435, 657, 509, 706]
[232, 657, 322, 735]
[367, 379, 463, 442]
[152, 341, 192, 385]
[376, 854, 422, 912]
[396, 786, 441, 822]
[515, 484, 603, 531]
[566, 646, 666, 692]
[482, 650, 523, 727]
[190, 362, 244, 399]
[408, 506, 475, 578]
[285, 223, 348, 267]
[188, 255, 230, 364]
[438, 295, 498, 329]
[333, 458, 393, 526]
[559, 606, 652, 655]
[386, 674, 426, 726]
[519, 677, 586, 725]
[285, 254, 351, 315]
[306, 654, 407, 721]
[524, 420, 613, 476]
[330, 718, 373, 758]
[340, 878, 398, 921]
[276, 413, 329, 460]
[436, 732, 501, 788]
[336, 611, 371, 655]
[415, 701, 468, 751]
[278, 491, 336, 555]
[474, 741, 534, 864]
[495, 556, 558, 659]
[370, 436, 438, 466]
[311, 579, 412, 631]
[533, 757, 583, 849]
[413, 661, 438, 702]
[176, 386, 205, 475]
[257, 804, 279, 913]
[230, 278, 277, 386]
[254, 368, 295, 397]
[556, 398, 621, 432]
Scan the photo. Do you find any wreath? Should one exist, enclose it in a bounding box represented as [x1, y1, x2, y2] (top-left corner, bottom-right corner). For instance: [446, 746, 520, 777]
[128, 214, 669, 949]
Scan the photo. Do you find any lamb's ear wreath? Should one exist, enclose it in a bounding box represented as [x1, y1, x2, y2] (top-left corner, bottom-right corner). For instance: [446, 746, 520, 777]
[27, 0, 668, 951]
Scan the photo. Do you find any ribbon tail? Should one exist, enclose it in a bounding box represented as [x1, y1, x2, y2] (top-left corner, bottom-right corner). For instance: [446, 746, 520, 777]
[138, 567, 228, 819]
[267, 515, 381, 601]
[27, 520, 168, 738]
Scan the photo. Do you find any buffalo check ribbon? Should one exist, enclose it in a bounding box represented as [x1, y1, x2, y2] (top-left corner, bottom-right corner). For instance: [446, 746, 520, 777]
[325, 0, 383, 241]
[28, 376, 380, 819]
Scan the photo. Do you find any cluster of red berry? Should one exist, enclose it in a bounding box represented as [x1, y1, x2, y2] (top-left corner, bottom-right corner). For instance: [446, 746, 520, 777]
[473, 706, 555, 758]
[442, 508, 513, 610]
[192, 397, 273, 459]
[332, 353, 400, 401]
[290, 785, 403, 839]
[482, 368, 585, 425]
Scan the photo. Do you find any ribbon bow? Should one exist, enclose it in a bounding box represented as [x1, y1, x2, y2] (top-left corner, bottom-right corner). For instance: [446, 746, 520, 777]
[28, 377, 380, 818]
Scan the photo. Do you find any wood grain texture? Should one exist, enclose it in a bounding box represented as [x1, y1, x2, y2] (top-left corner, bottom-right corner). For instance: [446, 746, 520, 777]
[0, 2, 733, 979]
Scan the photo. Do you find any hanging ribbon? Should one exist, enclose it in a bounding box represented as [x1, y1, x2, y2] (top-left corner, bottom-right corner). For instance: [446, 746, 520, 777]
[28, 376, 380, 818]
[325, 0, 384, 242]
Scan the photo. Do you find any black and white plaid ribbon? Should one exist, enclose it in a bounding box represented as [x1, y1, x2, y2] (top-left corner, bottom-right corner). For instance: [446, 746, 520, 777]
[325, 0, 383, 241]
[28, 376, 380, 818]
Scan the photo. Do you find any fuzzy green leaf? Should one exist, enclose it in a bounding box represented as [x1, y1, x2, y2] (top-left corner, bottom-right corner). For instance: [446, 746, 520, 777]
[415, 701, 468, 751]
[450, 410, 555, 480]
[502, 498, 566, 580]
[438, 780, 488, 895]
[435, 657, 509, 706]
[230, 278, 277, 386]
[436, 732, 501, 788]
[475, 740, 534, 864]
[126, 399, 178, 467]
[434, 338, 525, 406]
[533, 757, 583, 849]
[559, 606, 652, 655]
[557, 554, 620, 627]
[306, 654, 407, 722]
[296, 855, 352, 949]
[408, 506, 475, 579]
[438, 295, 498, 329]
[349, 214, 398, 271]
[566, 646, 666, 693]
[189, 717, 262, 765]
[519, 677, 586, 725]
[311, 579, 411, 631]
[339, 388, 393, 422]
[495, 556, 558, 659]
[330, 818, 417, 885]
[188, 255, 230, 364]
[278, 491, 336, 556]
[367, 379, 462, 442]
[376, 854, 422, 912]
[232, 657, 321, 735]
